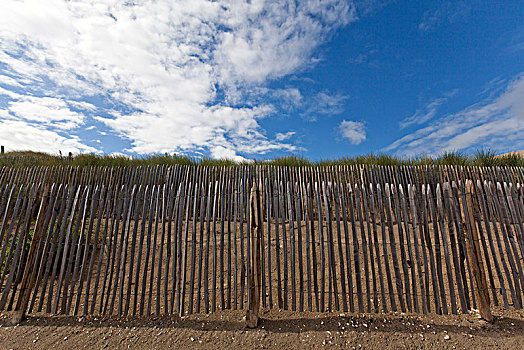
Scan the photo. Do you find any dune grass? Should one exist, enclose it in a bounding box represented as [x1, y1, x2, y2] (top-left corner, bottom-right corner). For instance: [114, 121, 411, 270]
[0, 150, 523, 167]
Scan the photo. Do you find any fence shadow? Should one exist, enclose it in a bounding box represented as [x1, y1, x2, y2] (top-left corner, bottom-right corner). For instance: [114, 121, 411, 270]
[3, 312, 524, 338]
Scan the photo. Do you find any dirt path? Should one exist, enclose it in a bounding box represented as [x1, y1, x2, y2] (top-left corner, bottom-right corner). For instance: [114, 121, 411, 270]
[0, 307, 523, 349]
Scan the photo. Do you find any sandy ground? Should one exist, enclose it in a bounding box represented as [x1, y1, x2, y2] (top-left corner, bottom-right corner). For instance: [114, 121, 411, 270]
[0, 307, 523, 349]
[496, 150, 524, 157]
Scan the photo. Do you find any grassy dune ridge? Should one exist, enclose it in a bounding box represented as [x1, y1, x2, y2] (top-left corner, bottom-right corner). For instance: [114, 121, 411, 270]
[0, 150, 523, 167]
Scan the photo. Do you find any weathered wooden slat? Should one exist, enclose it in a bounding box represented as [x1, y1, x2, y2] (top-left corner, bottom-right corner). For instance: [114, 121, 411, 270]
[361, 184, 379, 313]
[227, 177, 233, 309]
[178, 182, 193, 316]
[286, 181, 297, 311]
[294, 182, 305, 312]
[168, 180, 182, 313]
[273, 179, 283, 309]
[383, 184, 405, 313]
[0, 185, 32, 296]
[196, 181, 207, 313]
[11, 184, 51, 323]
[442, 183, 469, 313]
[266, 178, 273, 309]
[239, 179, 246, 309]
[391, 184, 412, 312]
[28, 184, 61, 314]
[339, 182, 354, 312]
[102, 185, 126, 314]
[451, 182, 473, 310]
[144, 185, 159, 315]
[301, 181, 312, 311]
[494, 182, 524, 304]
[505, 183, 524, 265]
[164, 181, 176, 315]
[368, 184, 387, 313]
[355, 184, 372, 312]
[202, 180, 212, 313]
[0, 185, 26, 304]
[280, 181, 289, 310]
[139, 185, 157, 316]
[436, 184, 458, 314]
[83, 185, 109, 315]
[115, 185, 137, 315]
[421, 185, 442, 314]
[154, 184, 166, 315]
[219, 172, 226, 310]
[332, 183, 348, 312]
[246, 173, 252, 313]
[426, 186, 448, 314]
[463, 180, 493, 322]
[211, 180, 219, 312]
[45, 185, 77, 313]
[0, 185, 15, 244]
[348, 184, 364, 312]
[407, 184, 427, 314]
[52, 185, 86, 314]
[123, 185, 144, 316]
[188, 181, 201, 314]
[101, 185, 124, 314]
[475, 180, 507, 308]
[71, 185, 101, 315]
[398, 185, 419, 312]
[314, 182, 325, 312]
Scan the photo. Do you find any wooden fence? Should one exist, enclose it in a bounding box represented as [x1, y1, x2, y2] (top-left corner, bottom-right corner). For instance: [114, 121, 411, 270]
[0, 165, 523, 323]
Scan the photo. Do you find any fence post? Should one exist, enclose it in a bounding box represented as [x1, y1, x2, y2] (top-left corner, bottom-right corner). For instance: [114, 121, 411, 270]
[463, 180, 493, 322]
[246, 182, 262, 328]
[12, 185, 49, 324]
[1, 145, 4, 154]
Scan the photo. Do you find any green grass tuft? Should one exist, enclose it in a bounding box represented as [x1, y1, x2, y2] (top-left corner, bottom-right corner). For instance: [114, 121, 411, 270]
[0, 149, 523, 167]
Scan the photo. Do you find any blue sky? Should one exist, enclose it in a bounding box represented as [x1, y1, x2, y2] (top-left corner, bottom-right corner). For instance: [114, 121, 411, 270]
[0, 0, 523, 160]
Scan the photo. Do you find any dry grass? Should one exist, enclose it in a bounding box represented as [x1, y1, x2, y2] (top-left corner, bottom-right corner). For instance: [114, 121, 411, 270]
[0, 150, 523, 167]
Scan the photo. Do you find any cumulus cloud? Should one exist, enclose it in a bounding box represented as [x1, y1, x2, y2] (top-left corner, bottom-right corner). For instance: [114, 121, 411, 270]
[0, 0, 356, 158]
[0, 120, 97, 154]
[339, 120, 366, 145]
[385, 74, 524, 156]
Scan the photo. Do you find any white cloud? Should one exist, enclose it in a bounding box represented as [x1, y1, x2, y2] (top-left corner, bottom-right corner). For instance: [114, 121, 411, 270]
[0, 0, 356, 158]
[385, 74, 524, 156]
[339, 120, 366, 145]
[67, 100, 97, 111]
[302, 91, 349, 120]
[8, 96, 85, 129]
[271, 88, 303, 108]
[215, 1, 355, 87]
[400, 89, 458, 129]
[418, 1, 471, 32]
[209, 146, 250, 162]
[0, 120, 97, 154]
[275, 131, 296, 141]
[0, 74, 24, 87]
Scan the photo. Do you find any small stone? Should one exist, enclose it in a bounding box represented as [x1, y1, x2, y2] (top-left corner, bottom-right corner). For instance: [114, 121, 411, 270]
[64, 337, 68, 341]
[444, 334, 451, 340]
